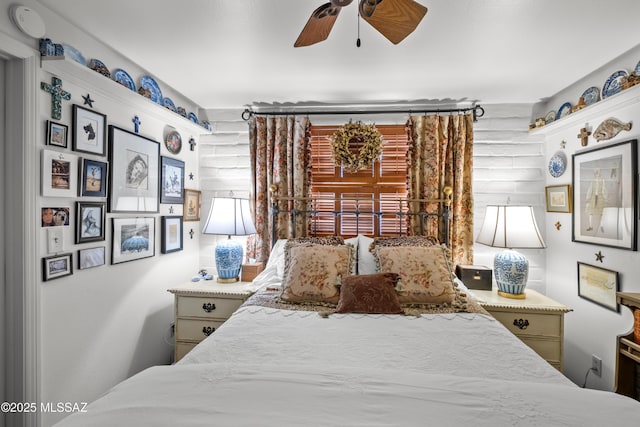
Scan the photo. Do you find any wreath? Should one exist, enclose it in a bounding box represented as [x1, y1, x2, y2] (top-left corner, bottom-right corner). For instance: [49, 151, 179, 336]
[330, 121, 383, 172]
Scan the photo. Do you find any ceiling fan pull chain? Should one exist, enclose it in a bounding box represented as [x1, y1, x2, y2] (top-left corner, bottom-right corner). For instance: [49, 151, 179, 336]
[356, 9, 361, 47]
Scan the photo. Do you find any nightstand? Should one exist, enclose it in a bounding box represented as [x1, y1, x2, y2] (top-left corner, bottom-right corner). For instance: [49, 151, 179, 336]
[167, 281, 254, 362]
[472, 288, 572, 371]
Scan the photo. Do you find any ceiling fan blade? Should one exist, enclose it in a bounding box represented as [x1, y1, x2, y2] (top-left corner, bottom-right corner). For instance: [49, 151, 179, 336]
[359, 0, 427, 45]
[294, 3, 342, 47]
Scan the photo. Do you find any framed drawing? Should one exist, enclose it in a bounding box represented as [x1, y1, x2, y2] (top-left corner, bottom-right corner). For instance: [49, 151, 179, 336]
[112, 217, 155, 264]
[183, 189, 201, 221]
[41, 149, 78, 197]
[76, 201, 106, 243]
[78, 246, 106, 270]
[161, 216, 183, 254]
[72, 104, 107, 156]
[42, 253, 73, 281]
[46, 120, 68, 148]
[577, 262, 619, 312]
[108, 125, 159, 213]
[572, 139, 637, 250]
[160, 156, 185, 204]
[545, 184, 572, 213]
[80, 158, 108, 197]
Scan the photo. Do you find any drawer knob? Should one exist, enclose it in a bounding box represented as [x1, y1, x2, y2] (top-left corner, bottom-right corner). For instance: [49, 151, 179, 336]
[202, 302, 216, 313]
[513, 318, 529, 330]
[202, 326, 215, 336]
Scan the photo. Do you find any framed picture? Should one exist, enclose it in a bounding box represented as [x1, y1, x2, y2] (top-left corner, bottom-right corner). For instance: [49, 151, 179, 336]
[577, 262, 619, 312]
[108, 125, 160, 213]
[545, 184, 572, 213]
[160, 156, 185, 204]
[80, 158, 108, 197]
[46, 120, 68, 148]
[41, 207, 70, 227]
[112, 217, 155, 264]
[572, 139, 637, 250]
[41, 149, 78, 197]
[161, 216, 183, 254]
[72, 104, 107, 156]
[42, 253, 73, 281]
[78, 246, 106, 270]
[76, 201, 106, 243]
[183, 189, 201, 221]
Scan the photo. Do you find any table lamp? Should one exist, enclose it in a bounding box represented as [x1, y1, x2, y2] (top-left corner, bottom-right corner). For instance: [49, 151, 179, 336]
[476, 205, 545, 298]
[202, 197, 256, 283]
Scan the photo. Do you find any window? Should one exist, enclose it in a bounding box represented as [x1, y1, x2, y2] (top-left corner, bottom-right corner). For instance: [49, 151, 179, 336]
[310, 124, 409, 237]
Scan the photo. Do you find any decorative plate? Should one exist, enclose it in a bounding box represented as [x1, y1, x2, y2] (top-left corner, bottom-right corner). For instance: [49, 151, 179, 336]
[581, 86, 600, 105]
[162, 97, 177, 112]
[62, 44, 86, 65]
[164, 130, 182, 155]
[602, 69, 628, 98]
[112, 68, 135, 91]
[548, 151, 567, 178]
[139, 75, 163, 104]
[556, 102, 572, 119]
[545, 111, 556, 124]
[88, 58, 111, 78]
[188, 112, 198, 124]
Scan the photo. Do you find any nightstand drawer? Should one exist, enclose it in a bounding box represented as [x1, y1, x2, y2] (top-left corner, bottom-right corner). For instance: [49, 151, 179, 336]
[177, 296, 243, 319]
[175, 342, 197, 361]
[490, 311, 561, 338]
[520, 336, 561, 362]
[176, 318, 225, 341]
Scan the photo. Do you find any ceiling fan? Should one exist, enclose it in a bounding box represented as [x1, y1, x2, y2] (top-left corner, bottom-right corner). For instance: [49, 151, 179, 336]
[294, 0, 428, 47]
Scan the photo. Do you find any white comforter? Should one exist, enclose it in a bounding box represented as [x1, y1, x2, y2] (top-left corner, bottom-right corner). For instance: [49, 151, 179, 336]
[56, 307, 640, 426]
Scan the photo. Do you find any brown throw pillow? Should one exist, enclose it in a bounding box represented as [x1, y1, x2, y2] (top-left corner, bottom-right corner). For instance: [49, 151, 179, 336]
[336, 273, 403, 314]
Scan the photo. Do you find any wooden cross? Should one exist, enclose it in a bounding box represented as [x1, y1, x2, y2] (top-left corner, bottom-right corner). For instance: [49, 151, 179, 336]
[189, 137, 197, 151]
[189, 229, 195, 239]
[40, 77, 71, 120]
[132, 115, 141, 133]
[578, 127, 591, 146]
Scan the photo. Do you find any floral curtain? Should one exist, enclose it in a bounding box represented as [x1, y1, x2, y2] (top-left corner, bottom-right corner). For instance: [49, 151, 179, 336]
[407, 114, 474, 265]
[248, 115, 311, 263]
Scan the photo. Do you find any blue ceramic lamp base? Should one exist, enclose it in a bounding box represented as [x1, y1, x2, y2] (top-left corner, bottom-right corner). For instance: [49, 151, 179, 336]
[494, 249, 529, 299]
[215, 238, 243, 283]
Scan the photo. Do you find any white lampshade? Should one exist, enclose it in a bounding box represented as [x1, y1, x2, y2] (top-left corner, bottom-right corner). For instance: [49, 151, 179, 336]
[476, 205, 545, 249]
[476, 205, 545, 299]
[202, 198, 256, 237]
[202, 198, 256, 282]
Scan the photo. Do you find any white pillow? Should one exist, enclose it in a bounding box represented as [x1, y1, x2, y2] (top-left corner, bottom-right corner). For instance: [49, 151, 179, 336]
[357, 234, 378, 275]
[251, 239, 288, 288]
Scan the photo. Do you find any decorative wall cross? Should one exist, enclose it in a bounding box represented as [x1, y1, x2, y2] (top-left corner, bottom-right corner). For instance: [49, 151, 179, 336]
[132, 115, 141, 133]
[40, 77, 71, 120]
[578, 126, 591, 146]
[189, 229, 195, 239]
[189, 137, 197, 151]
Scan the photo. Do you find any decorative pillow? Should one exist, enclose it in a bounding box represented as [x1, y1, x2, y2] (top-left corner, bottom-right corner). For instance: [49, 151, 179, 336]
[291, 236, 345, 245]
[281, 242, 355, 304]
[371, 236, 440, 248]
[374, 245, 456, 305]
[358, 235, 377, 275]
[336, 273, 403, 314]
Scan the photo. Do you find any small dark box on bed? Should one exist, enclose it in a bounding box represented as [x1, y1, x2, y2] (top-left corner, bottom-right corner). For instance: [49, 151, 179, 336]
[455, 265, 492, 290]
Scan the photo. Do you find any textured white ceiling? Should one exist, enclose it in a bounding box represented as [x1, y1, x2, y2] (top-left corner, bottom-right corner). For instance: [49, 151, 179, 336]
[36, 0, 640, 109]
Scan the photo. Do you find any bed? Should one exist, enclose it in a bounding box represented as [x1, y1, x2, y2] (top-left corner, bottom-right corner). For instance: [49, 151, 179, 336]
[54, 196, 640, 426]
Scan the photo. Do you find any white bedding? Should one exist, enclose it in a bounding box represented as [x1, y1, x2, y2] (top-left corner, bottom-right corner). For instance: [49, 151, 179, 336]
[55, 305, 640, 426]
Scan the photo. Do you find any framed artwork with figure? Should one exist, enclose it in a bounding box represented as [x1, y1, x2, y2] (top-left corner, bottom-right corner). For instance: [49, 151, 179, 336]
[572, 139, 637, 250]
[108, 125, 159, 213]
[72, 104, 107, 156]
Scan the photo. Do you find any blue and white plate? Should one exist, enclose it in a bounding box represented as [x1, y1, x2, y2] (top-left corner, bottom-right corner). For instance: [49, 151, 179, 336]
[62, 44, 86, 65]
[581, 86, 600, 105]
[556, 102, 572, 119]
[188, 112, 198, 124]
[545, 110, 556, 124]
[139, 75, 163, 104]
[548, 151, 567, 178]
[602, 69, 628, 98]
[162, 97, 177, 112]
[112, 68, 135, 91]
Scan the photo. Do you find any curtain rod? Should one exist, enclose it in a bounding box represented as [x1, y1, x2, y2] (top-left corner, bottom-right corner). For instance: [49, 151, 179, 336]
[241, 104, 485, 122]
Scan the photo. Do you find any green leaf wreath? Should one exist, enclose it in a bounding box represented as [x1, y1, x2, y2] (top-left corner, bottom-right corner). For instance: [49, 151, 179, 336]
[330, 121, 383, 172]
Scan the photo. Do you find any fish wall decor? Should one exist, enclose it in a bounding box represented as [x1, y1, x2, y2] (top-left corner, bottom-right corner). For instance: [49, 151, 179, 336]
[593, 118, 632, 141]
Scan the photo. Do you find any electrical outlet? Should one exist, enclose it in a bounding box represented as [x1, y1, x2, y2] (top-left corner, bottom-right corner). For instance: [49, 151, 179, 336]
[591, 354, 602, 377]
[47, 228, 64, 253]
